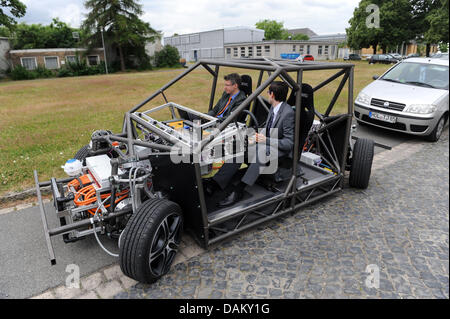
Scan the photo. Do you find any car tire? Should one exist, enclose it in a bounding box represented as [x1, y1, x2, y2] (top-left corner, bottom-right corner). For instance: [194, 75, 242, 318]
[119, 198, 183, 284]
[425, 114, 447, 142]
[74, 144, 90, 165]
[349, 138, 374, 189]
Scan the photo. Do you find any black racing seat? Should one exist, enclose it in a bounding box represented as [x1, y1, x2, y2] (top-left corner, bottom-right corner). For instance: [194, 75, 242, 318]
[236, 74, 252, 123]
[257, 83, 316, 188]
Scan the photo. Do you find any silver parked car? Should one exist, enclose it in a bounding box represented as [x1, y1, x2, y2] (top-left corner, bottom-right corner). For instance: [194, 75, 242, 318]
[354, 57, 449, 141]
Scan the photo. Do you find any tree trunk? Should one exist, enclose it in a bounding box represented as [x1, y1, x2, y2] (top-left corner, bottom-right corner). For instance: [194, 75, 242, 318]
[118, 45, 126, 72]
[372, 43, 377, 55]
[426, 43, 431, 57]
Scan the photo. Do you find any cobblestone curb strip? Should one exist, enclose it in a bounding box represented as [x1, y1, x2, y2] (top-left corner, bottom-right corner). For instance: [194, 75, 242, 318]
[31, 130, 449, 299]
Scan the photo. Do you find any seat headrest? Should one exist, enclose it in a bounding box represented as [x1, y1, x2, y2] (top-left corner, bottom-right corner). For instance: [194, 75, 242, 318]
[239, 74, 252, 96]
[287, 83, 314, 112]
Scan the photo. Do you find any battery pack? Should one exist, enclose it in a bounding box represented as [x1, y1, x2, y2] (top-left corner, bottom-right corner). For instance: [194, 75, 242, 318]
[300, 152, 322, 166]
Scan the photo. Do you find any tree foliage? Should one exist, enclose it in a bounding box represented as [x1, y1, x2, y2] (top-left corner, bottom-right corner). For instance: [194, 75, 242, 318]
[255, 19, 309, 41]
[424, 0, 449, 44]
[347, 0, 413, 53]
[347, 0, 449, 54]
[6, 18, 81, 49]
[82, 0, 160, 71]
[0, 0, 26, 31]
[154, 45, 180, 67]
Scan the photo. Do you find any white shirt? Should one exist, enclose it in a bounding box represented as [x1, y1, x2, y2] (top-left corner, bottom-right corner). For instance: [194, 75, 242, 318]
[268, 102, 282, 128]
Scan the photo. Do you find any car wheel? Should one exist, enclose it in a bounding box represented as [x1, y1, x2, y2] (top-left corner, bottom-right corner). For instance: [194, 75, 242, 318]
[425, 114, 447, 142]
[119, 198, 183, 283]
[74, 144, 90, 165]
[349, 138, 374, 189]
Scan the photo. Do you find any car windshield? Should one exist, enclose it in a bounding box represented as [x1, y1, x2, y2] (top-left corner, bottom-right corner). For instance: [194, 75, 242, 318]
[381, 62, 449, 90]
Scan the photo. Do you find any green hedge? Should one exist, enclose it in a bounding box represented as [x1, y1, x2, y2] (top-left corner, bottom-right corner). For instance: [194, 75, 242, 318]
[8, 60, 107, 80]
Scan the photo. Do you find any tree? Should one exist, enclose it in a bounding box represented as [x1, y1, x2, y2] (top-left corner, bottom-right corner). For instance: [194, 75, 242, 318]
[0, 0, 26, 31]
[7, 19, 81, 49]
[256, 19, 289, 40]
[410, 0, 442, 56]
[347, 0, 413, 54]
[82, 0, 160, 72]
[255, 19, 309, 41]
[424, 0, 449, 48]
[154, 45, 180, 67]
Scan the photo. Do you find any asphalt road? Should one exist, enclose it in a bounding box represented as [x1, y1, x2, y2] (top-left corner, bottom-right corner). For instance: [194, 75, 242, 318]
[0, 123, 442, 299]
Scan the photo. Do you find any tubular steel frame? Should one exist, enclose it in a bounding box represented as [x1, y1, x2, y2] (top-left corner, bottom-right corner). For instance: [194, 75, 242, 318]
[35, 58, 355, 262]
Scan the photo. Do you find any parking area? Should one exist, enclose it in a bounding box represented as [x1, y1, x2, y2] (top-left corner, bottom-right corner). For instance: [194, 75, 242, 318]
[28, 128, 449, 299]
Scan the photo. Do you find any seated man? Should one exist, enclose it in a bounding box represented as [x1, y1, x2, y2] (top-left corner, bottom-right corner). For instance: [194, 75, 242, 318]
[208, 73, 247, 119]
[181, 73, 246, 122]
[205, 81, 295, 207]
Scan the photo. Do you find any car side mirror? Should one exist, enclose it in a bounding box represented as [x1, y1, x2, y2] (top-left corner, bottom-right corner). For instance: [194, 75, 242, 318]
[372, 75, 379, 80]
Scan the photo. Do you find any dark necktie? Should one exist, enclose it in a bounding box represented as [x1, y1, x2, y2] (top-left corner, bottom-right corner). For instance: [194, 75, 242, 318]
[266, 111, 274, 137]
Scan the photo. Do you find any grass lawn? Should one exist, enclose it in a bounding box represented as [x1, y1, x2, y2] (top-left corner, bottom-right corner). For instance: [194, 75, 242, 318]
[0, 60, 391, 196]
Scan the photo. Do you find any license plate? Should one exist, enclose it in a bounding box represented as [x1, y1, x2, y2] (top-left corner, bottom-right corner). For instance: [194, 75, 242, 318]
[369, 111, 397, 123]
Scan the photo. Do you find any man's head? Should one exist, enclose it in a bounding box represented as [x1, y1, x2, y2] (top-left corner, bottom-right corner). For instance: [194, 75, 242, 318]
[268, 81, 289, 105]
[224, 73, 241, 95]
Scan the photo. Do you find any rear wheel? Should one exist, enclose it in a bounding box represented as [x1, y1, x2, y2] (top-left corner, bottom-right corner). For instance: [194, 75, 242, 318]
[349, 138, 374, 189]
[74, 144, 90, 165]
[425, 114, 446, 142]
[119, 198, 183, 284]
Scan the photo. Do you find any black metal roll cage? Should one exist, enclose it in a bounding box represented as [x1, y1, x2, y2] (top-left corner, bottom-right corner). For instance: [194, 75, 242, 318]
[117, 57, 355, 247]
[35, 58, 357, 263]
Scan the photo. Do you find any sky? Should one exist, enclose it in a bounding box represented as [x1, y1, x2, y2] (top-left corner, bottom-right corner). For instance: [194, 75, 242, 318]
[18, 0, 360, 37]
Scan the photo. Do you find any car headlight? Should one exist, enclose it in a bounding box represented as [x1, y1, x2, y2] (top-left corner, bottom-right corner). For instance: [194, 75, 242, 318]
[404, 104, 437, 114]
[355, 92, 371, 105]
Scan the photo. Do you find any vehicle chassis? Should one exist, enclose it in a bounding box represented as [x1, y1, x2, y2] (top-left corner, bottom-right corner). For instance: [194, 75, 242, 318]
[35, 58, 366, 276]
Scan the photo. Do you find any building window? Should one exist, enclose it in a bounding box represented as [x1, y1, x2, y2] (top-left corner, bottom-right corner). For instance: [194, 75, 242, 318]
[240, 47, 246, 57]
[256, 46, 262, 56]
[293, 45, 296, 52]
[264, 45, 270, 53]
[233, 47, 238, 57]
[299, 45, 304, 54]
[66, 55, 78, 64]
[324, 45, 329, 55]
[307, 45, 310, 54]
[226, 48, 231, 55]
[87, 55, 99, 66]
[44, 56, 59, 69]
[318, 46, 323, 55]
[248, 46, 253, 57]
[20, 57, 37, 70]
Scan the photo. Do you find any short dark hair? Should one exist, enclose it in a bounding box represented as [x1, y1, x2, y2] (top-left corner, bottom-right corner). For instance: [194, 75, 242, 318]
[224, 73, 241, 87]
[268, 81, 289, 102]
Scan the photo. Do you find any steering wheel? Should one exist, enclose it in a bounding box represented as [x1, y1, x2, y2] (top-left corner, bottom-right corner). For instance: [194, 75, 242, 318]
[234, 109, 259, 130]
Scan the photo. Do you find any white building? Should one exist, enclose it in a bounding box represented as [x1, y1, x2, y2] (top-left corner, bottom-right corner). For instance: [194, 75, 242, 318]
[164, 26, 264, 61]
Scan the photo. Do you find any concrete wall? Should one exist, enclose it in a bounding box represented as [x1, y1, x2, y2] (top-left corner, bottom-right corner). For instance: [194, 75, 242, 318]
[164, 27, 265, 62]
[166, 29, 225, 61]
[145, 38, 163, 57]
[0, 38, 11, 75]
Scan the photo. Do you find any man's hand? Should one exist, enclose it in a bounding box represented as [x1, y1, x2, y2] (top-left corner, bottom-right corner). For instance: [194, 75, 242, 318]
[255, 133, 266, 143]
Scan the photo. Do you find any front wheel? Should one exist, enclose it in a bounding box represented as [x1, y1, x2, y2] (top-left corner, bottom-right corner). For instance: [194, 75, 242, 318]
[119, 198, 183, 283]
[425, 114, 446, 142]
[349, 138, 374, 189]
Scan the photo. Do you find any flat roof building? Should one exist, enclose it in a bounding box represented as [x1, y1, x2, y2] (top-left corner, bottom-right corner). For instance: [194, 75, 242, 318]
[164, 27, 264, 61]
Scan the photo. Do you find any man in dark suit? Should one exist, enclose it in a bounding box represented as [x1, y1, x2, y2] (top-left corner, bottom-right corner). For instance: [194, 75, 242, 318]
[206, 81, 295, 207]
[208, 73, 247, 119]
